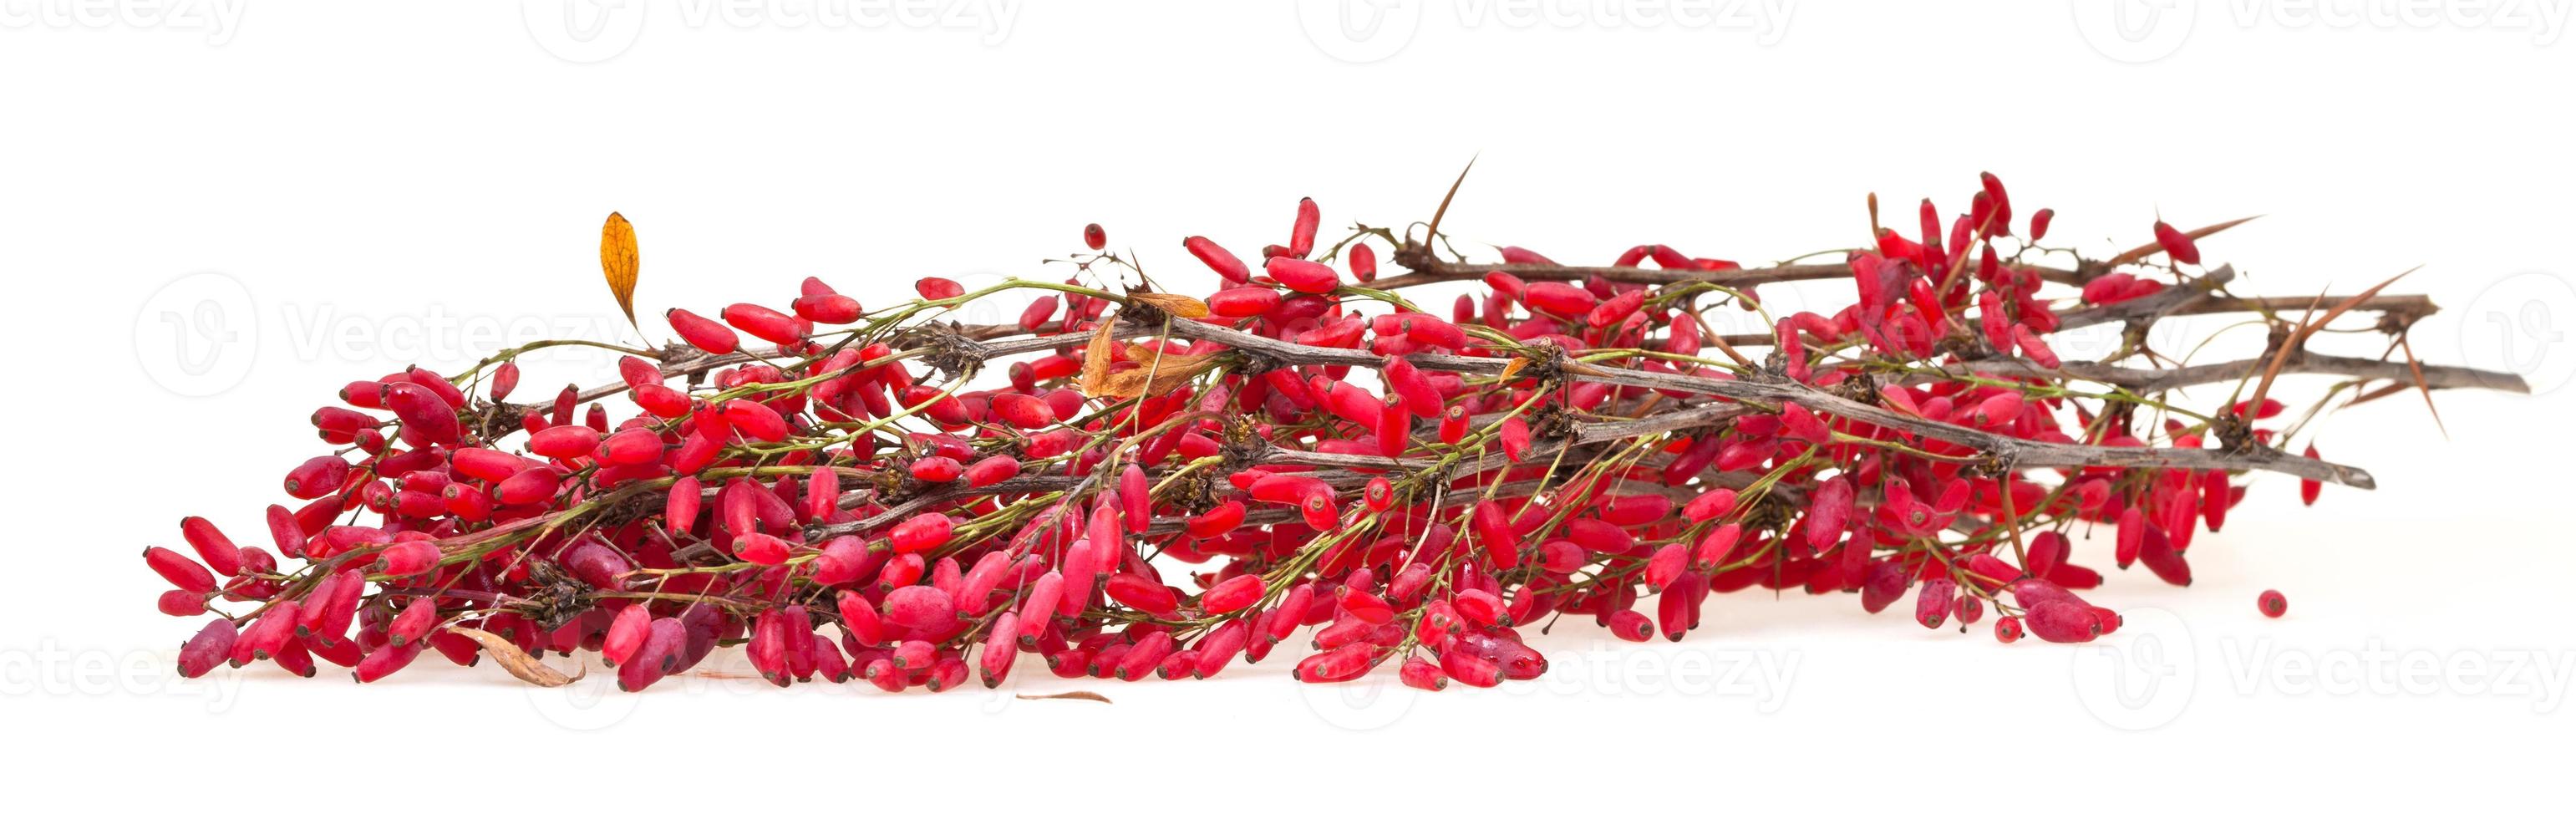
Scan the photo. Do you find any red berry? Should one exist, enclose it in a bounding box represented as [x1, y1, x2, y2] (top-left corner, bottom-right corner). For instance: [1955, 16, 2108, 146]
[882, 586, 958, 633]
[177, 619, 237, 678]
[1207, 287, 1282, 318]
[916, 277, 965, 300]
[1286, 197, 1318, 259]
[793, 292, 863, 324]
[1265, 257, 1339, 294]
[666, 308, 739, 354]
[1202, 575, 1266, 615]
[1362, 477, 1394, 512]
[1608, 610, 1653, 643]
[1183, 237, 1250, 283]
[145, 547, 217, 593]
[179, 516, 246, 577]
[889, 513, 954, 553]
[910, 456, 963, 483]
[2152, 221, 2202, 265]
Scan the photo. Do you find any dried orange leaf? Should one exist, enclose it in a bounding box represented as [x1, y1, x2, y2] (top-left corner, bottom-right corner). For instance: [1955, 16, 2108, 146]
[1500, 357, 1531, 381]
[1130, 292, 1210, 319]
[1079, 319, 1117, 397]
[448, 627, 582, 687]
[1098, 343, 1221, 399]
[600, 212, 642, 334]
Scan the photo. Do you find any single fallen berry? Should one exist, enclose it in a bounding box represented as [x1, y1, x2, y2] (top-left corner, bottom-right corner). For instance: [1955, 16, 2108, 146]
[2258, 589, 2289, 618]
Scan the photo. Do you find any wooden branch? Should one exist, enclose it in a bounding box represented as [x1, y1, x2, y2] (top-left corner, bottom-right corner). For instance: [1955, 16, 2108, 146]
[1944, 352, 2530, 394]
[1146, 316, 2382, 488]
[1372, 257, 2092, 292]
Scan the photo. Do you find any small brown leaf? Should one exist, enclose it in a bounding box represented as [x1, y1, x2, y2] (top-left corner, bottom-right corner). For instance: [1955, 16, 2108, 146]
[1129, 292, 1211, 320]
[1015, 690, 1113, 704]
[448, 627, 582, 687]
[1499, 357, 1531, 382]
[600, 212, 643, 334]
[1079, 319, 1117, 397]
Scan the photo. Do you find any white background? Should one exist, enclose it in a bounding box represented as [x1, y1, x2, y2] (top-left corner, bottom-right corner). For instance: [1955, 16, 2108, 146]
[5, 1, 2572, 813]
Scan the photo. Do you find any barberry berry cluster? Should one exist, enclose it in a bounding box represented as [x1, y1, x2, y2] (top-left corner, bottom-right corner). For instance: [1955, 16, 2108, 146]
[151, 175, 2518, 691]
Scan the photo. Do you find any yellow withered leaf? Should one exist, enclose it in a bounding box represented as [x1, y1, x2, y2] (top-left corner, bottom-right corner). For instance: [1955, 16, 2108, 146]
[1499, 356, 1532, 381]
[1129, 292, 1211, 319]
[600, 212, 642, 334]
[448, 627, 583, 687]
